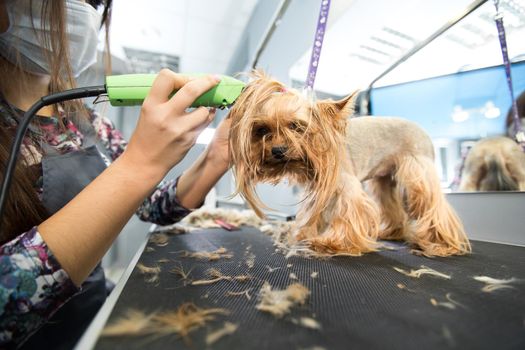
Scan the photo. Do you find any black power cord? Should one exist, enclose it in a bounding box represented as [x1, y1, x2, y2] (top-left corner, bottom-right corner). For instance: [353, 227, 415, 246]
[0, 85, 107, 232]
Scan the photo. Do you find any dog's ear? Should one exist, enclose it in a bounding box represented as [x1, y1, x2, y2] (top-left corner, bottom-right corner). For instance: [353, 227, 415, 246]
[316, 90, 359, 120]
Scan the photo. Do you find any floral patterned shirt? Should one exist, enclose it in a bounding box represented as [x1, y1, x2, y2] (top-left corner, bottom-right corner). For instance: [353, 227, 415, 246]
[0, 105, 191, 347]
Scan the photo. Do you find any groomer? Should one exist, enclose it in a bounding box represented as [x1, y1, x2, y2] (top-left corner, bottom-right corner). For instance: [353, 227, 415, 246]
[0, 0, 231, 348]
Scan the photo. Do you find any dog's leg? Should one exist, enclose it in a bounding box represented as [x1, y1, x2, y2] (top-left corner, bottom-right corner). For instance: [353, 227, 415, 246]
[505, 157, 525, 191]
[397, 156, 471, 256]
[368, 176, 407, 240]
[458, 162, 482, 192]
[306, 175, 380, 255]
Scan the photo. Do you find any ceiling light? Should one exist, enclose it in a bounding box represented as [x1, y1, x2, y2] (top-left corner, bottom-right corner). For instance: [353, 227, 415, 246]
[451, 106, 470, 122]
[484, 101, 501, 118]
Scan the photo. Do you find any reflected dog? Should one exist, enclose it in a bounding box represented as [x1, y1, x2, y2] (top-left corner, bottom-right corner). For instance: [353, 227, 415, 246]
[228, 71, 471, 257]
[459, 136, 525, 192]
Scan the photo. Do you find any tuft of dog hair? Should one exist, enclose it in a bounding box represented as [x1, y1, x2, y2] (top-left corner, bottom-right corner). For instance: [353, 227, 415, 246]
[228, 70, 471, 257]
[102, 303, 229, 344]
[459, 136, 525, 192]
[256, 282, 310, 318]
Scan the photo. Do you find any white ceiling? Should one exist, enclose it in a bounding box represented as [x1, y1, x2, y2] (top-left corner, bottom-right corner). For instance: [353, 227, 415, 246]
[107, 0, 258, 74]
[289, 0, 525, 95]
[102, 0, 525, 92]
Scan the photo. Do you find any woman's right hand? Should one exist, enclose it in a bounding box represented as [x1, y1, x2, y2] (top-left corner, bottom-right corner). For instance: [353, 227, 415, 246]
[123, 69, 220, 178]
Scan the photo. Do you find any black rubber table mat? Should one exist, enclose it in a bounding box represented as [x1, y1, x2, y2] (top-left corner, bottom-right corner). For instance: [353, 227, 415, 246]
[95, 227, 525, 350]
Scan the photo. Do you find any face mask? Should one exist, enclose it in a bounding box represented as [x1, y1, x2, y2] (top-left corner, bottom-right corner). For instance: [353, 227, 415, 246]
[0, 0, 101, 77]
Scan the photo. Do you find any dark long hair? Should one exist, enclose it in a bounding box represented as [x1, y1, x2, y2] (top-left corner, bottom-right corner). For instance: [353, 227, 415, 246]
[0, 0, 112, 243]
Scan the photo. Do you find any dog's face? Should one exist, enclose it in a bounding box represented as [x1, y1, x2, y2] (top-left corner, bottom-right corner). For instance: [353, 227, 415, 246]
[228, 70, 357, 216]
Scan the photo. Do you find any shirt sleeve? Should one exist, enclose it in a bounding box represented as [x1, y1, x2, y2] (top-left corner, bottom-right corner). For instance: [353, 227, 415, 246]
[136, 177, 194, 226]
[90, 110, 127, 161]
[0, 227, 78, 348]
[89, 109, 195, 225]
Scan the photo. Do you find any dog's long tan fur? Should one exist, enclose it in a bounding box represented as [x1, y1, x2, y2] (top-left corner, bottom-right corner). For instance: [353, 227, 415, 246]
[228, 70, 471, 257]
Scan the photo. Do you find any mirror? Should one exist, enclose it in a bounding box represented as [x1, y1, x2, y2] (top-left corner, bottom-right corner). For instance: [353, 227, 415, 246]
[289, 0, 525, 192]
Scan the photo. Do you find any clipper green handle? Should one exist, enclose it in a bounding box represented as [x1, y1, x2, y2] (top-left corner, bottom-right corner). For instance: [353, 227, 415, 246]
[105, 74, 245, 107]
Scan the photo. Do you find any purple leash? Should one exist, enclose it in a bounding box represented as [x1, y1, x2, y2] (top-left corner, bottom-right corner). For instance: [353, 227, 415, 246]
[493, 0, 525, 150]
[305, 0, 331, 91]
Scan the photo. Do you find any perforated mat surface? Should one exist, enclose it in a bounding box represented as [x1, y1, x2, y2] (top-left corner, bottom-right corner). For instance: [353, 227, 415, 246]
[94, 227, 525, 350]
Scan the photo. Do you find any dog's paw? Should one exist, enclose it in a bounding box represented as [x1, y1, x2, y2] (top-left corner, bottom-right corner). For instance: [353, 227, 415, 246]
[410, 241, 471, 257]
[306, 236, 376, 256]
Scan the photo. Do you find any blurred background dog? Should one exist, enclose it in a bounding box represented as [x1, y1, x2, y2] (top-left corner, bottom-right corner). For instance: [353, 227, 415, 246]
[459, 136, 525, 191]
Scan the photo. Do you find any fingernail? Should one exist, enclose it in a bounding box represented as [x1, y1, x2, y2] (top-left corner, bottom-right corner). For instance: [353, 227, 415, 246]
[209, 107, 217, 114]
[212, 74, 222, 82]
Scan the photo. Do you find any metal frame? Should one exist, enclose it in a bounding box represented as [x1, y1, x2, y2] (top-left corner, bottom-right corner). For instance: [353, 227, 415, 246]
[361, 0, 488, 115]
[250, 0, 293, 69]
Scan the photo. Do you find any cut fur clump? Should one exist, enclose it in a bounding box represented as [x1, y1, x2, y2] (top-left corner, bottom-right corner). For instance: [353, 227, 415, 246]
[102, 303, 229, 344]
[182, 208, 263, 229]
[150, 224, 190, 236]
[444, 293, 467, 309]
[169, 263, 193, 282]
[396, 283, 416, 293]
[225, 289, 252, 301]
[191, 268, 251, 286]
[473, 276, 519, 292]
[205, 322, 239, 345]
[136, 263, 161, 284]
[149, 232, 169, 247]
[393, 266, 451, 279]
[229, 69, 470, 257]
[430, 298, 456, 310]
[266, 265, 281, 273]
[291, 317, 322, 330]
[101, 309, 155, 336]
[245, 252, 256, 269]
[180, 247, 233, 261]
[256, 282, 310, 318]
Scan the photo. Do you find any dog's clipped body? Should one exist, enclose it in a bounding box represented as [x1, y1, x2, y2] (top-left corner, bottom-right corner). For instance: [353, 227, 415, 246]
[229, 71, 471, 257]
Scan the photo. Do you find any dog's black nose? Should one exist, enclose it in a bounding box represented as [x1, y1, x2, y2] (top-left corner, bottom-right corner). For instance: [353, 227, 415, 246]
[272, 146, 287, 159]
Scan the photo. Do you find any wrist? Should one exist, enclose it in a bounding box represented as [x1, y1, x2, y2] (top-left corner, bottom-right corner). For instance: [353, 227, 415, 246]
[203, 146, 230, 173]
[116, 150, 166, 187]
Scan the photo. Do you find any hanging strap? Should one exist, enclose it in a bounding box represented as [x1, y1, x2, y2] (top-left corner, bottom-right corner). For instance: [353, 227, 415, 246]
[493, 0, 525, 149]
[305, 0, 331, 91]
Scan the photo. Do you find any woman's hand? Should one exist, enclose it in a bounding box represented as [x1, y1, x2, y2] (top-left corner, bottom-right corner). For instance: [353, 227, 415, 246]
[174, 116, 232, 209]
[205, 116, 232, 170]
[123, 69, 221, 179]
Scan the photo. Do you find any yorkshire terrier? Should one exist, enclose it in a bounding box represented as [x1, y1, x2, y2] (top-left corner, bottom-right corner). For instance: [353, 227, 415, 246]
[459, 136, 525, 192]
[228, 71, 471, 257]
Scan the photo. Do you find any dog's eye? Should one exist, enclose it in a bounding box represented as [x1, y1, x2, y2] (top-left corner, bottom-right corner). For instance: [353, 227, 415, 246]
[254, 126, 270, 137]
[289, 121, 305, 133]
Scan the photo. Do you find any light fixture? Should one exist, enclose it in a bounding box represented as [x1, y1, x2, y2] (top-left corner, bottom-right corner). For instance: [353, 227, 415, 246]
[451, 105, 470, 122]
[483, 101, 501, 119]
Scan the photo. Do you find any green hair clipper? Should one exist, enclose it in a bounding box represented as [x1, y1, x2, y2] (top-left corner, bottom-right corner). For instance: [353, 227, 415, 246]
[105, 74, 245, 108]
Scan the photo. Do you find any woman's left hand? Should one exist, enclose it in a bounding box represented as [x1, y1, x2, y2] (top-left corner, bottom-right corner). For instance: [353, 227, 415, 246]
[205, 116, 231, 170]
[175, 115, 231, 209]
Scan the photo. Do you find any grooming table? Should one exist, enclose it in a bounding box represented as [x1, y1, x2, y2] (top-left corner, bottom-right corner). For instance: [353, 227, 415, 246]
[83, 226, 525, 350]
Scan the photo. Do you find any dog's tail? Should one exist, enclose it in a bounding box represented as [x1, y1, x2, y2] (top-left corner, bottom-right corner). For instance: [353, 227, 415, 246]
[398, 155, 471, 257]
[479, 154, 519, 191]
